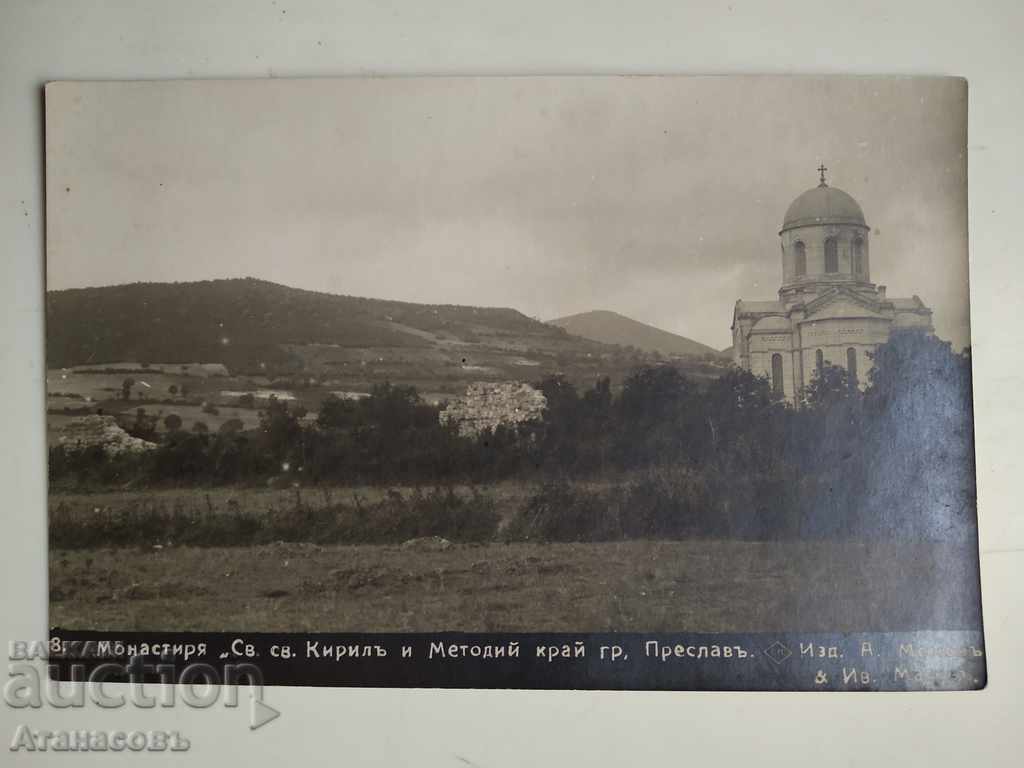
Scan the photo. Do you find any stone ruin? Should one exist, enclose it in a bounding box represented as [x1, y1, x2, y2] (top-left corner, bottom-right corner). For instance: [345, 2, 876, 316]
[439, 381, 546, 438]
[58, 415, 157, 456]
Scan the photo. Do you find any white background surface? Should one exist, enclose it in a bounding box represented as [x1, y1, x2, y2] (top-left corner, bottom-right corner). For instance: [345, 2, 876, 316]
[1, 1, 1020, 765]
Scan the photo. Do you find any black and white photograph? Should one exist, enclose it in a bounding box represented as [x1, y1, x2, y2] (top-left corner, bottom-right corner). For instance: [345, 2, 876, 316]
[43, 75, 983, 690]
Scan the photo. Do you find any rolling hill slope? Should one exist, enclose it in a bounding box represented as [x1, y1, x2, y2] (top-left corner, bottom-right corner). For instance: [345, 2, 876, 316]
[47, 278, 653, 389]
[548, 310, 722, 358]
[46, 280, 729, 394]
[46, 278, 598, 369]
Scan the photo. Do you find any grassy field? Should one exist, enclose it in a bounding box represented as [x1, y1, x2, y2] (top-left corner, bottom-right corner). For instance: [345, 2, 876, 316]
[49, 536, 980, 633]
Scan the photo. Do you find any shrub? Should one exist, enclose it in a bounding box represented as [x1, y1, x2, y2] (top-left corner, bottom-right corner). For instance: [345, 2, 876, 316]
[505, 470, 713, 542]
[505, 480, 622, 542]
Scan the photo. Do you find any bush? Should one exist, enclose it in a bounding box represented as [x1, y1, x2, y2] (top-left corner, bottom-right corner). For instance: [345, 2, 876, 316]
[505, 470, 712, 542]
[620, 469, 713, 538]
[505, 480, 623, 542]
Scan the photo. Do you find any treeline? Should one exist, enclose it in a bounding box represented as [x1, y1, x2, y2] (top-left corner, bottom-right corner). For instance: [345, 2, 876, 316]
[49, 330, 978, 541]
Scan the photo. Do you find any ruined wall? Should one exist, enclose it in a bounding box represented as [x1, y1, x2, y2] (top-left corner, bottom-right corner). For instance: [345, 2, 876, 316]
[59, 415, 157, 455]
[439, 381, 546, 438]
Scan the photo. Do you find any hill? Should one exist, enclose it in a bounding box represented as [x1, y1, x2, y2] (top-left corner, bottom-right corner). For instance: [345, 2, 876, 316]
[548, 310, 722, 358]
[47, 278, 564, 367]
[48, 279, 727, 395]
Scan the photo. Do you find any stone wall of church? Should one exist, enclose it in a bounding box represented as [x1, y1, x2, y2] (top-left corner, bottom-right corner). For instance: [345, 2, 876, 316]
[747, 323, 797, 399]
[798, 343, 875, 390]
[745, 319, 795, 398]
[797, 316, 891, 391]
[748, 349, 798, 399]
[799, 317, 891, 353]
[741, 316, 901, 398]
[893, 310, 934, 331]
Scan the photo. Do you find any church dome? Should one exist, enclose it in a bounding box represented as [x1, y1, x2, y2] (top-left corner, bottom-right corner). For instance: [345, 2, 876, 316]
[781, 183, 866, 232]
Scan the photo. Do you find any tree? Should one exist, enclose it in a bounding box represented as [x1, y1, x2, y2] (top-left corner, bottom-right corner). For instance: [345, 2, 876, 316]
[218, 418, 244, 435]
[706, 367, 781, 415]
[801, 363, 856, 410]
[864, 329, 971, 421]
[704, 367, 784, 459]
[618, 365, 693, 425]
[168, 384, 178, 396]
[534, 374, 582, 471]
[317, 394, 356, 429]
[614, 365, 697, 467]
[575, 377, 614, 473]
[258, 396, 301, 461]
[121, 378, 135, 400]
[362, 383, 432, 433]
[858, 329, 976, 539]
[164, 413, 183, 432]
[192, 420, 209, 434]
[129, 407, 157, 441]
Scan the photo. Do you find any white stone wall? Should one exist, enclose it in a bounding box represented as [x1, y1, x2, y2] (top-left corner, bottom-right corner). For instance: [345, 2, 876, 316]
[439, 381, 547, 438]
[59, 415, 157, 455]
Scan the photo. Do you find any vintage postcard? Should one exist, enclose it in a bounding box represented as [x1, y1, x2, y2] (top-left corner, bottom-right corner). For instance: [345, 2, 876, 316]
[45, 76, 983, 689]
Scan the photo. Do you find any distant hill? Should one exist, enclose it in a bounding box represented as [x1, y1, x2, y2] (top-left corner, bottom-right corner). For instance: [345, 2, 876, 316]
[46, 280, 729, 392]
[548, 310, 722, 358]
[46, 278, 583, 370]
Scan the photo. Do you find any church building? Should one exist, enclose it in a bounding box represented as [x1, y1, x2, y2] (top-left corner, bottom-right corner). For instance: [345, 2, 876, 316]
[731, 166, 933, 401]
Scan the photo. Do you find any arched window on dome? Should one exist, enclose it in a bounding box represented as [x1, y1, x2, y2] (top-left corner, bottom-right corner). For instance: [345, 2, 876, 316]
[852, 237, 864, 276]
[793, 241, 807, 277]
[847, 347, 858, 387]
[771, 353, 784, 395]
[824, 237, 839, 273]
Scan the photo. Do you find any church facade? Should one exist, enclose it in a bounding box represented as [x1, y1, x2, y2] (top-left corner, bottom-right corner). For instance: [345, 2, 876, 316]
[731, 167, 933, 401]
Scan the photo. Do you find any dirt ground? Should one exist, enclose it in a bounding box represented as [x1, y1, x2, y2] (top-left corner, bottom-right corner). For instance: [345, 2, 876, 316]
[49, 537, 981, 633]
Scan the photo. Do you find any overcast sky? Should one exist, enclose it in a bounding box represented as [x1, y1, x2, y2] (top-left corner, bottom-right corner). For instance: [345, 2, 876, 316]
[45, 76, 969, 350]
